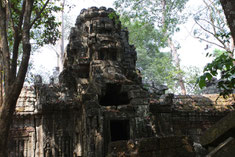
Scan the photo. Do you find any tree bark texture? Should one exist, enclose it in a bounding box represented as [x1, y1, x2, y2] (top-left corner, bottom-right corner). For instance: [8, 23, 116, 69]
[0, 0, 33, 156]
[220, 0, 235, 45]
[167, 38, 187, 95]
[0, 58, 3, 106]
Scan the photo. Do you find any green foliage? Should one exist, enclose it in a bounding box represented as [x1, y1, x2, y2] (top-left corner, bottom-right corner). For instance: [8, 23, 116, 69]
[114, 0, 189, 35]
[183, 66, 202, 95]
[31, 1, 62, 47]
[198, 51, 235, 96]
[114, 0, 203, 94]
[108, 12, 120, 26]
[194, 0, 235, 96]
[193, 0, 232, 51]
[4, 0, 62, 75]
[8, 0, 61, 48]
[119, 17, 176, 89]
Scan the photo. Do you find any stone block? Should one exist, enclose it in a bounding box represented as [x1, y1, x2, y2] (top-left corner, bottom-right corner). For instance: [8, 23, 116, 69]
[130, 98, 149, 106]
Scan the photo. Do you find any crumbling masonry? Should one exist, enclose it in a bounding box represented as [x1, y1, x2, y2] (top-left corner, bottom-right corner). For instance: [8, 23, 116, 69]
[9, 7, 235, 157]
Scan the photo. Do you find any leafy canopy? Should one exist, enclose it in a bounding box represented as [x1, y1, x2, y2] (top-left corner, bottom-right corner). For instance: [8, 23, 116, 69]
[7, 0, 61, 51]
[113, 0, 203, 94]
[194, 0, 235, 96]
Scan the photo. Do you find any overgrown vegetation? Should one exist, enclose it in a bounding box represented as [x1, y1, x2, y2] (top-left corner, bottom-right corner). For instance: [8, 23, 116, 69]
[193, 0, 235, 97]
[113, 0, 203, 94]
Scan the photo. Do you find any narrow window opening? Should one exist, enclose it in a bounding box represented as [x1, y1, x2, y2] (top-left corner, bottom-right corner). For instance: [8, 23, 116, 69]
[85, 26, 89, 33]
[110, 120, 130, 141]
[90, 24, 93, 33]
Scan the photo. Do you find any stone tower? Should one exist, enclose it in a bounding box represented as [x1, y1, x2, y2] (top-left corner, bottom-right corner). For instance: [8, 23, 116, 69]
[62, 6, 140, 86]
[59, 6, 152, 156]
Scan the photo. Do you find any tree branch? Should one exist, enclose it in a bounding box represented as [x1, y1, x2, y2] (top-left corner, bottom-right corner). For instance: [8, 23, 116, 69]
[195, 36, 226, 50]
[6, 0, 16, 34]
[169, 0, 177, 11]
[14, 0, 34, 94]
[11, 32, 21, 80]
[133, 0, 144, 9]
[195, 19, 228, 49]
[195, 19, 215, 37]
[19, 0, 26, 30]
[197, 18, 226, 33]
[30, 0, 50, 28]
[204, 0, 218, 38]
[0, 1, 11, 91]
[207, 0, 228, 28]
[11, 0, 26, 81]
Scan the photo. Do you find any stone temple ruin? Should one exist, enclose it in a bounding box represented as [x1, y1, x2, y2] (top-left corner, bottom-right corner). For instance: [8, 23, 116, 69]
[9, 7, 235, 157]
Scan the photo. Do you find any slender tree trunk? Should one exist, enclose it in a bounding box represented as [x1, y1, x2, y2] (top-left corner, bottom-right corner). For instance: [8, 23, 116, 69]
[59, 0, 66, 72]
[230, 38, 235, 53]
[167, 38, 187, 95]
[162, 0, 187, 95]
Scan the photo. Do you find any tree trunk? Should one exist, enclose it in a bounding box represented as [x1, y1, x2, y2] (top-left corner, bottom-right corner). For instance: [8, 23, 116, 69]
[59, 0, 66, 72]
[0, 61, 3, 106]
[161, 0, 187, 95]
[220, 0, 235, 44]
[0, 0, 33, 156]
[0, 89, 19, 157]
[220, 0, 235, 67]
[168, 38, 187, 95]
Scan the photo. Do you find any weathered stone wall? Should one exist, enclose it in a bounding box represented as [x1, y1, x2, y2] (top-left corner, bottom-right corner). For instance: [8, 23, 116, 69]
[10, 85, 80, 157]
[11, 87, 234, 156]
[107, 136, 195, 157]
[150, 94, 234, 143]
[9, 7, 235, 157]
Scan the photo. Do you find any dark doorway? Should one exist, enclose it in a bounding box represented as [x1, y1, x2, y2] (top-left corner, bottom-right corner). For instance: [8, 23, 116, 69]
[77, 64, 90, 78]
[110, 120, 130, 141]
[99, 84, 130, 106]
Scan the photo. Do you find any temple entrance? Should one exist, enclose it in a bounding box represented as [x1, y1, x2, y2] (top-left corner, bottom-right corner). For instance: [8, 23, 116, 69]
[110, 120, 130, 141]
